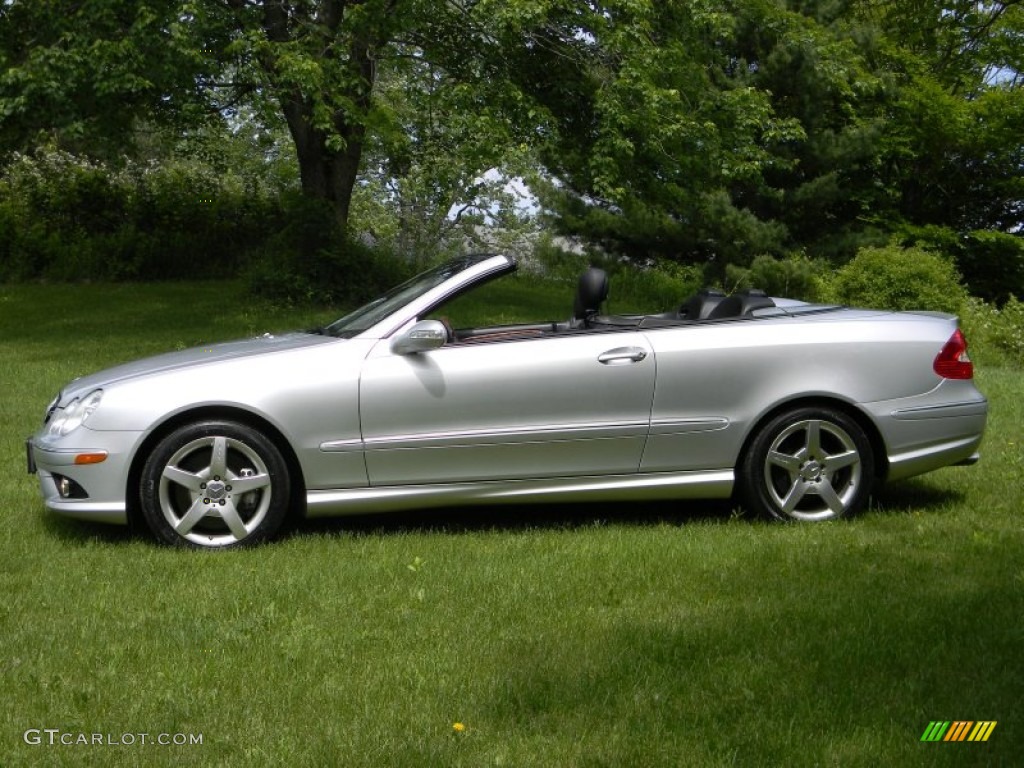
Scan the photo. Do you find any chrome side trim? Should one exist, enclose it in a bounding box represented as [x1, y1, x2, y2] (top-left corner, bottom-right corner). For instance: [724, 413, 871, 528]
[319, 438, 365, 453]
[359, 421, 650, 451]
[305, 469, 734, 518]
[649, 417, 729, 435]
[891, 400, 988, 420]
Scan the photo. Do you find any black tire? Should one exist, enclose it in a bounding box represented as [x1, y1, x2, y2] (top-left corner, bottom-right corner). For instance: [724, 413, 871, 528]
[140, 421, 291, 548]
[739, 406, 874, 522]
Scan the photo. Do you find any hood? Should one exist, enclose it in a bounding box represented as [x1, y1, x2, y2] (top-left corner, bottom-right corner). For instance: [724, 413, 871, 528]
[60, 332, 341, 401]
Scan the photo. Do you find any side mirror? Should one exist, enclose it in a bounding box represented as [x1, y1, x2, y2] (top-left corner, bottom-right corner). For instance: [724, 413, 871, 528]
[391, 319, 448, 355]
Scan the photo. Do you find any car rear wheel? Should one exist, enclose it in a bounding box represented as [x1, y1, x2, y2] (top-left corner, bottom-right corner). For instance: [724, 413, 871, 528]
[739, 407, 873, 521]
[140, 421, 290, 548]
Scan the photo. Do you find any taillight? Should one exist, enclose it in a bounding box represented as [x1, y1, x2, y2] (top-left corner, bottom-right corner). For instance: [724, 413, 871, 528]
[933, 329, 973, 380]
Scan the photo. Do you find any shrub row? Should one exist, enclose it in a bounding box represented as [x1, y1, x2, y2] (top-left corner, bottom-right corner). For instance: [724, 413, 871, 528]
[897, 225, 1024, 306]
[819, 244, 1022, 366]
[246, 195, 416, 306]
[0, 151, 282, 281]
[0, 151, 421, 307]
[961, 296, 1024, 369]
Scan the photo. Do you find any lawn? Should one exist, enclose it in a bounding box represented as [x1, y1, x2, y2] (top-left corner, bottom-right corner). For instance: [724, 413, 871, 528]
[1, 280, 1021, 766]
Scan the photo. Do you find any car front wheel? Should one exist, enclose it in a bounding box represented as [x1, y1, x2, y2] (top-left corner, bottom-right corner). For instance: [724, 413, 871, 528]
[140, 421, 291, 548]
[739, 407, 874, 522]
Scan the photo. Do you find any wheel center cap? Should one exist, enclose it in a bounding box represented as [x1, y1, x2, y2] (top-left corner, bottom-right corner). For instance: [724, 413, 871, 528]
[801, 461, 823, 482]
[207, 481, 227, 500]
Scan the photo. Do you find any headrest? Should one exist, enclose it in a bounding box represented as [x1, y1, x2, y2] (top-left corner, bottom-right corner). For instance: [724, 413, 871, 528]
[573, 268, 609, 320]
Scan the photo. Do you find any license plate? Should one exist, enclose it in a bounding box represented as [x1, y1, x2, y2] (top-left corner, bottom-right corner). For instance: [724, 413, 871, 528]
[26, 439, 37, 474]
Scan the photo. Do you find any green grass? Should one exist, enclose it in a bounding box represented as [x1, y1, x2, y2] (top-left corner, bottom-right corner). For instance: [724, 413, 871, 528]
[1, 282, 1021, 766]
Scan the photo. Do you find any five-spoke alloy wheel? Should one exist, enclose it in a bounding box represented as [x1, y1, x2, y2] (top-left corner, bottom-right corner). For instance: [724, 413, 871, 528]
[140, 421, 291, 548]
[740, 406, 874, 521]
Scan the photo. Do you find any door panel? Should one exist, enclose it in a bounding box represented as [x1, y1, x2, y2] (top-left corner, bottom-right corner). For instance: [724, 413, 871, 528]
[359, 332, 656, 485]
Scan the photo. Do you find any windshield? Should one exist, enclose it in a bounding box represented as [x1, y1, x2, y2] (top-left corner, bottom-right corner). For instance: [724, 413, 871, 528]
[323, 254, 498, 338]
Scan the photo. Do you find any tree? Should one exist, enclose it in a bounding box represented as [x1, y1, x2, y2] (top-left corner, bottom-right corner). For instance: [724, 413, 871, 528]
[854, 0, 1024, 233]
[2, 0, 1020, 264]
[215, 0, 411, 230]
[214, 0, 548, 237]
[498, 0, 831, 266]
[0, 0, 211, 157]
[1, 0, 540, 234]
[513, 0, 1023, 268]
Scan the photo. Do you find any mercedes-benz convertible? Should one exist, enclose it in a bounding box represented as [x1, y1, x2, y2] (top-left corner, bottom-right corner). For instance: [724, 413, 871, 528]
[27, 253, 987, 547]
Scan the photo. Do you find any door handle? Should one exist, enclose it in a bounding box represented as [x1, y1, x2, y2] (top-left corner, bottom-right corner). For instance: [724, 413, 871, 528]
[598, 347, 648, 365]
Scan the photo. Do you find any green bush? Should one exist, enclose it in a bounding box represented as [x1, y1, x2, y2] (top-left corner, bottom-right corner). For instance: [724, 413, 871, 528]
[725, 253, 822, 301]
[956, 230, 1024, 306]
[898, 225, 1024, 305]
[247, 195, 415, 306]
[610, 259, 705, 313]
[826, 245, 968, 314]
[962, 295, 1024, 368]
[0, 151, 281, 281]
[529, 233, 591, 283]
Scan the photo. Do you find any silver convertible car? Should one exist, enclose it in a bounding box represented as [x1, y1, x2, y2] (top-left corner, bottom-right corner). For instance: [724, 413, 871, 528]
[28, 253, 987, 548]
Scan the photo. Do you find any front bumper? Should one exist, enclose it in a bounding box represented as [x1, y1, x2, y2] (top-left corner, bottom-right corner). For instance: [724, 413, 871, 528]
[27, 430, 137, 525]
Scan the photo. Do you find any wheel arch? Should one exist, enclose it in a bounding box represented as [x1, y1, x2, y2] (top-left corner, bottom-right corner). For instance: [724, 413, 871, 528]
[737, 396, 889, 483]
[125, 406, 307, 531]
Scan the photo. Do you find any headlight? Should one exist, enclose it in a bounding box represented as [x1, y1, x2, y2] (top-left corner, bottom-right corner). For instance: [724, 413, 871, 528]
[48, 389, 104, 437]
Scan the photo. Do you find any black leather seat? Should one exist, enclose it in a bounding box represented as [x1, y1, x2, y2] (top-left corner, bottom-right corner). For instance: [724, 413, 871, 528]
[706, 288, 776, 320]
[571, 267, 609, 328]
[677, 288, 726, 320]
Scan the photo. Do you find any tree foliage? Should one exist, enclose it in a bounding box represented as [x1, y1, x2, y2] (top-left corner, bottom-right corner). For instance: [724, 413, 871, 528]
[0, 0, 211, 156]
[1, 0, 1021, 284]
[521, 0, 1023, 274]
[355, 43, 536, 260]
[211, 0, 415, 228]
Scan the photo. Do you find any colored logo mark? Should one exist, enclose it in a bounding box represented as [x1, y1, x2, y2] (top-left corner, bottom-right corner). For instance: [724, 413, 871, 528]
[921, 721, 997, 742]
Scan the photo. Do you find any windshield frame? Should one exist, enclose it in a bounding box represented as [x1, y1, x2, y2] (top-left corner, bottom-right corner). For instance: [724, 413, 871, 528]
[323, 253, 515, 339]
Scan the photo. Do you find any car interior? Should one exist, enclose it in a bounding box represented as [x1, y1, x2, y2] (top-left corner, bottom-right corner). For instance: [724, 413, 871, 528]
[439, 267, 780, 345]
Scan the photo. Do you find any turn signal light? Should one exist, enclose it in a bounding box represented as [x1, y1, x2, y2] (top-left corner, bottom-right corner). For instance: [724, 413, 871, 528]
[74, 452, 108, 465]
[933, 329, 974, 380]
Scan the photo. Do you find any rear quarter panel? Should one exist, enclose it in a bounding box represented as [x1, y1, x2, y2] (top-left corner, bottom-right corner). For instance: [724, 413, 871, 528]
[639, 310, 955, 472]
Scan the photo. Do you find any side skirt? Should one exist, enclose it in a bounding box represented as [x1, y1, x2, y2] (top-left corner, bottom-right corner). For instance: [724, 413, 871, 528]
[305, 470, 734, 518]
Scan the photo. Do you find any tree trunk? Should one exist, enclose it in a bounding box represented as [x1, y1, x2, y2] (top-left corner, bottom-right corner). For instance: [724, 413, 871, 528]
[258, 0, 378, 233]
[281, 95, 365, 233]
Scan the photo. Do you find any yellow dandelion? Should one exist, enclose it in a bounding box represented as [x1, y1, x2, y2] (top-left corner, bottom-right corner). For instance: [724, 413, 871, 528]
[452, 722, 466, 733]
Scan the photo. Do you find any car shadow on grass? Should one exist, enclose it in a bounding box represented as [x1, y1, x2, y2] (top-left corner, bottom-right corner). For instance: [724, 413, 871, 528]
[292, 476, 969, 541]
[868, 477, 968, 515]
[36, 498, 734, 548]
[38, 508, 139, 546]
[287, 497, 740, 541]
